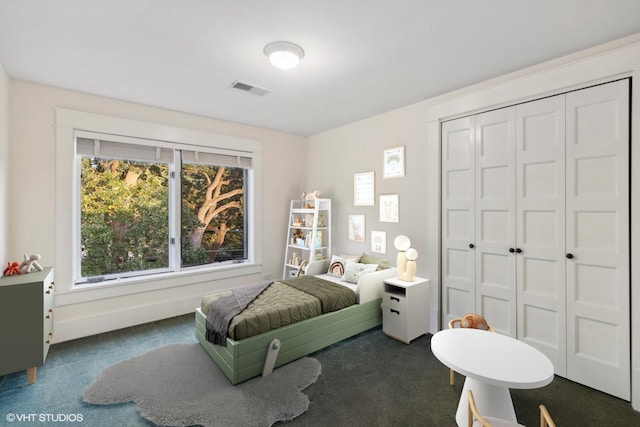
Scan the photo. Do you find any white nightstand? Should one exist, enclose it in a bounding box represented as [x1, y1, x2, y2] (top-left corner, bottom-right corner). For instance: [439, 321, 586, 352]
[382, 276, 430, 344]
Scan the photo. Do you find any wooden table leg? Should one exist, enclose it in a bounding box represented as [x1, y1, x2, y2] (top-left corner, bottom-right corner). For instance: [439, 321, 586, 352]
[26, 367, 37, 384]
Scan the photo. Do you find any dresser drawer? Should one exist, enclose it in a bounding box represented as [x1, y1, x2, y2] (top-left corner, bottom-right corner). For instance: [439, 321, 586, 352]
[42, 271, 55, 360]
[382, 306, 407, 341]
[43, 307, 54, 360]
[382, 291, 407, 312]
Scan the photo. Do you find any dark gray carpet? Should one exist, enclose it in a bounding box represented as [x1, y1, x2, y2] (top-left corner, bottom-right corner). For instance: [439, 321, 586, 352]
[82, 343, 321, 427]
[285, 329, 640, 427]
[3, 314, 640, 426]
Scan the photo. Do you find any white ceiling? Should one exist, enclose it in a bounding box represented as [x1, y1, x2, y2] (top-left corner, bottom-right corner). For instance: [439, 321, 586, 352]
[1, 1, 640, 136]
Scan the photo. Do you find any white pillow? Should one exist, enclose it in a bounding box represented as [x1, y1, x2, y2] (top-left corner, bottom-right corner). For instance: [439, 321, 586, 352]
[326, 254, 360, 277]
[327, 255, 348, 277]
[342, 261, 378, 284]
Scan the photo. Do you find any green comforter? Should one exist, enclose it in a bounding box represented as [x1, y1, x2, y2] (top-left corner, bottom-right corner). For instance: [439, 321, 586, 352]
[204, 275, 356, 341]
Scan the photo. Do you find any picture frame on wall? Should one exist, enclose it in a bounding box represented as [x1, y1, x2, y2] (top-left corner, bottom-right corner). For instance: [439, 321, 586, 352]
[348, 214, 366, 242]
[379, 194, 399, 223]
[383, 145, 405, 178]
[354, 171, 375, 206]
[371, 230, 387, 254]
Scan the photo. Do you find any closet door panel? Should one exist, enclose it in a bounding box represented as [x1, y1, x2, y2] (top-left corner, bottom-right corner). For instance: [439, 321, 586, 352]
[441, 116, 476, 325]
[475, 108, 516, 336]
[565, 80, 630, 400]
[515, 95, 567, 376]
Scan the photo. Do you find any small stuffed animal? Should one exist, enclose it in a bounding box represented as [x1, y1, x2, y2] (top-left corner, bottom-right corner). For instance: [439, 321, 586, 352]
[342, 269, 359, 284]
[460, 313, 490, 331]
[301, 190, 322, 208]
[18, 253, 43, 273]
[3, 262, 21, 276]
[301, 190, 321, 200]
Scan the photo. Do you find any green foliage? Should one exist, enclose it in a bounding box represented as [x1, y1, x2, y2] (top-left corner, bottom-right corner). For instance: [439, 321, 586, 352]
[80, 157, 246, 279]
[181, 164, 245, 266]
[80, 158, 169, 277]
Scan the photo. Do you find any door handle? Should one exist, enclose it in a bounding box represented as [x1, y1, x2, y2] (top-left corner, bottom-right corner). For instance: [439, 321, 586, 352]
[469, 243, 475, 249]
[515, 248, 522, 254]
[509, 248, 515, 253]
[566, 253, 574, 259]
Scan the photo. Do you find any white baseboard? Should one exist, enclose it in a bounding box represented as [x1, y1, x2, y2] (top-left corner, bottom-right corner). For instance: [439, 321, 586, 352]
[52, 272, 262, 343]
[53, 296, 199, 343]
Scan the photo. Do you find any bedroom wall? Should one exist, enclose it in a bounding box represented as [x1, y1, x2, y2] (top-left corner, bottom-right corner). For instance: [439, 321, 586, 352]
[306, 33, 640, 410]
[8, 80, 306, 341]
[307, 100, 435, 333]
[0, 63, 8, 264]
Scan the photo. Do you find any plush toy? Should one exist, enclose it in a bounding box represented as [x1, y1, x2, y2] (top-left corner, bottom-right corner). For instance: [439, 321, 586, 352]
[292, 228, 304, 241]
[342, 269, 359, 284]
[301, 190, 322, 208]
[3, 262, 21, 276]
[460, 313, 490, 331]
[18, 253, 43, 273]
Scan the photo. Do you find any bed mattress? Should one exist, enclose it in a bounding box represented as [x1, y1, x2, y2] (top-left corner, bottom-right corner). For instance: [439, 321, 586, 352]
[202, 275, 356, 341]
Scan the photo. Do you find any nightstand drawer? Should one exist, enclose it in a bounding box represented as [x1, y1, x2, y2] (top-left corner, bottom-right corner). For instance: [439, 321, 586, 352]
[382, 292, 407, 312]
[382, 305, 407, 341]
[382, 277, 430, 344]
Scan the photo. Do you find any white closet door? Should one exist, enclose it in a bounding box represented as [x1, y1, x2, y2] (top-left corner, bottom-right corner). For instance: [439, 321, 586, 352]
[515, 95, 567, 376]
[565, 80, 630, 400]
[441, 116, 476, 325]
[475, 108, 517, 336]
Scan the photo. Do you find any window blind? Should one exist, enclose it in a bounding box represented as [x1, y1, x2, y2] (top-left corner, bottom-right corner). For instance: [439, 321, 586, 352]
[77, 137, 252, 169]
[77, 137, 174, 163]
[180, 150, 252, 168]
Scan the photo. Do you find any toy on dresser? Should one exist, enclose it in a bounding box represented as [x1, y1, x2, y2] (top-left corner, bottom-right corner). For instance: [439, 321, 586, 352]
[19, 254, 43, 273]
[3, 262, 21, 276]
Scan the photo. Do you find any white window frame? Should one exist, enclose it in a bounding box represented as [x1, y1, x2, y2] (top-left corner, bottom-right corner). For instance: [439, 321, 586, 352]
[55, 109, 262, 302]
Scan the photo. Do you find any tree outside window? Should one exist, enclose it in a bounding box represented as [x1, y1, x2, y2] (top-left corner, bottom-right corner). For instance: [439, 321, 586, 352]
[79, 152, 247, 282]
[181, 164, 246, 267]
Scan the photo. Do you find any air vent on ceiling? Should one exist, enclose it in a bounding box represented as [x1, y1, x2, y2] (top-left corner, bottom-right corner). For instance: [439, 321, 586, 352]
[231, 80, 271, 96]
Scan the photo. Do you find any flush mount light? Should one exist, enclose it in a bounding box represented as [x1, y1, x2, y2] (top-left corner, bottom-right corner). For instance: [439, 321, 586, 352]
[264, 41, 305, 70]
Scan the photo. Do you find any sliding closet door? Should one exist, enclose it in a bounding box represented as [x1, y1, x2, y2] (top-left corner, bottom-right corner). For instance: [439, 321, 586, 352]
[565, 80, 630, 400]
[515, 95, 567, 376]
[474, 108, 517, 337]
[441, 116, 476, 326]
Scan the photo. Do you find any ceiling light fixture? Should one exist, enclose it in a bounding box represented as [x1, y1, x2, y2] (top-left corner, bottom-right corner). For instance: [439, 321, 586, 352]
[264, 41, 305, 70]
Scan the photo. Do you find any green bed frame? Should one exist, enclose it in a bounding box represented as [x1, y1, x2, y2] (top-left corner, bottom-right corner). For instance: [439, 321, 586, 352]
[195, 297, 382, 384]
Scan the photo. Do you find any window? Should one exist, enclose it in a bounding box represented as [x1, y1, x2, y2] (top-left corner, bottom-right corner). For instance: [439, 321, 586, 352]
[80, 156, 171, 279]
[180, 151, 248, 268]
[75, 133, 252, 285]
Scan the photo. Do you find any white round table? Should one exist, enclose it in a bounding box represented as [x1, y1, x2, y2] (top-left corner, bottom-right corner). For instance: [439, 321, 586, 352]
[431, 328, 554, 426]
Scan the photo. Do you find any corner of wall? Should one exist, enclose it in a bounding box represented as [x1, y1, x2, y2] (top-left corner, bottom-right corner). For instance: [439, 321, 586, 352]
[0, 63, 9, 264]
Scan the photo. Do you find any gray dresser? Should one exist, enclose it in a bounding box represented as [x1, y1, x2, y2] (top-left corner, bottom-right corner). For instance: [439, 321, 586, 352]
[0, 267, 54, 384]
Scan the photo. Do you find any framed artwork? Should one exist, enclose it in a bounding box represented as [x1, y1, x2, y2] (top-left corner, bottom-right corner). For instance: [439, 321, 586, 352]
[354, 171, 375, 206]
[379, 194, 399, 223]
[383, 145, 405, 178]
[348, 214, 366, 242]
[371, 230, 387, 254]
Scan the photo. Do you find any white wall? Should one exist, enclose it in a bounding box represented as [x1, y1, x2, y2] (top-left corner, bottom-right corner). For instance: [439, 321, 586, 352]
[8, 81, 306, 342]
[0, 64, 8, 264]
[306, 33, 640, 409]
[306, 105, 433, 321]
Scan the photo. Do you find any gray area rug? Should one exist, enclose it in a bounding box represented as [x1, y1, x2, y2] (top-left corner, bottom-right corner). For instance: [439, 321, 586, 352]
[82, 343, 321, 426]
